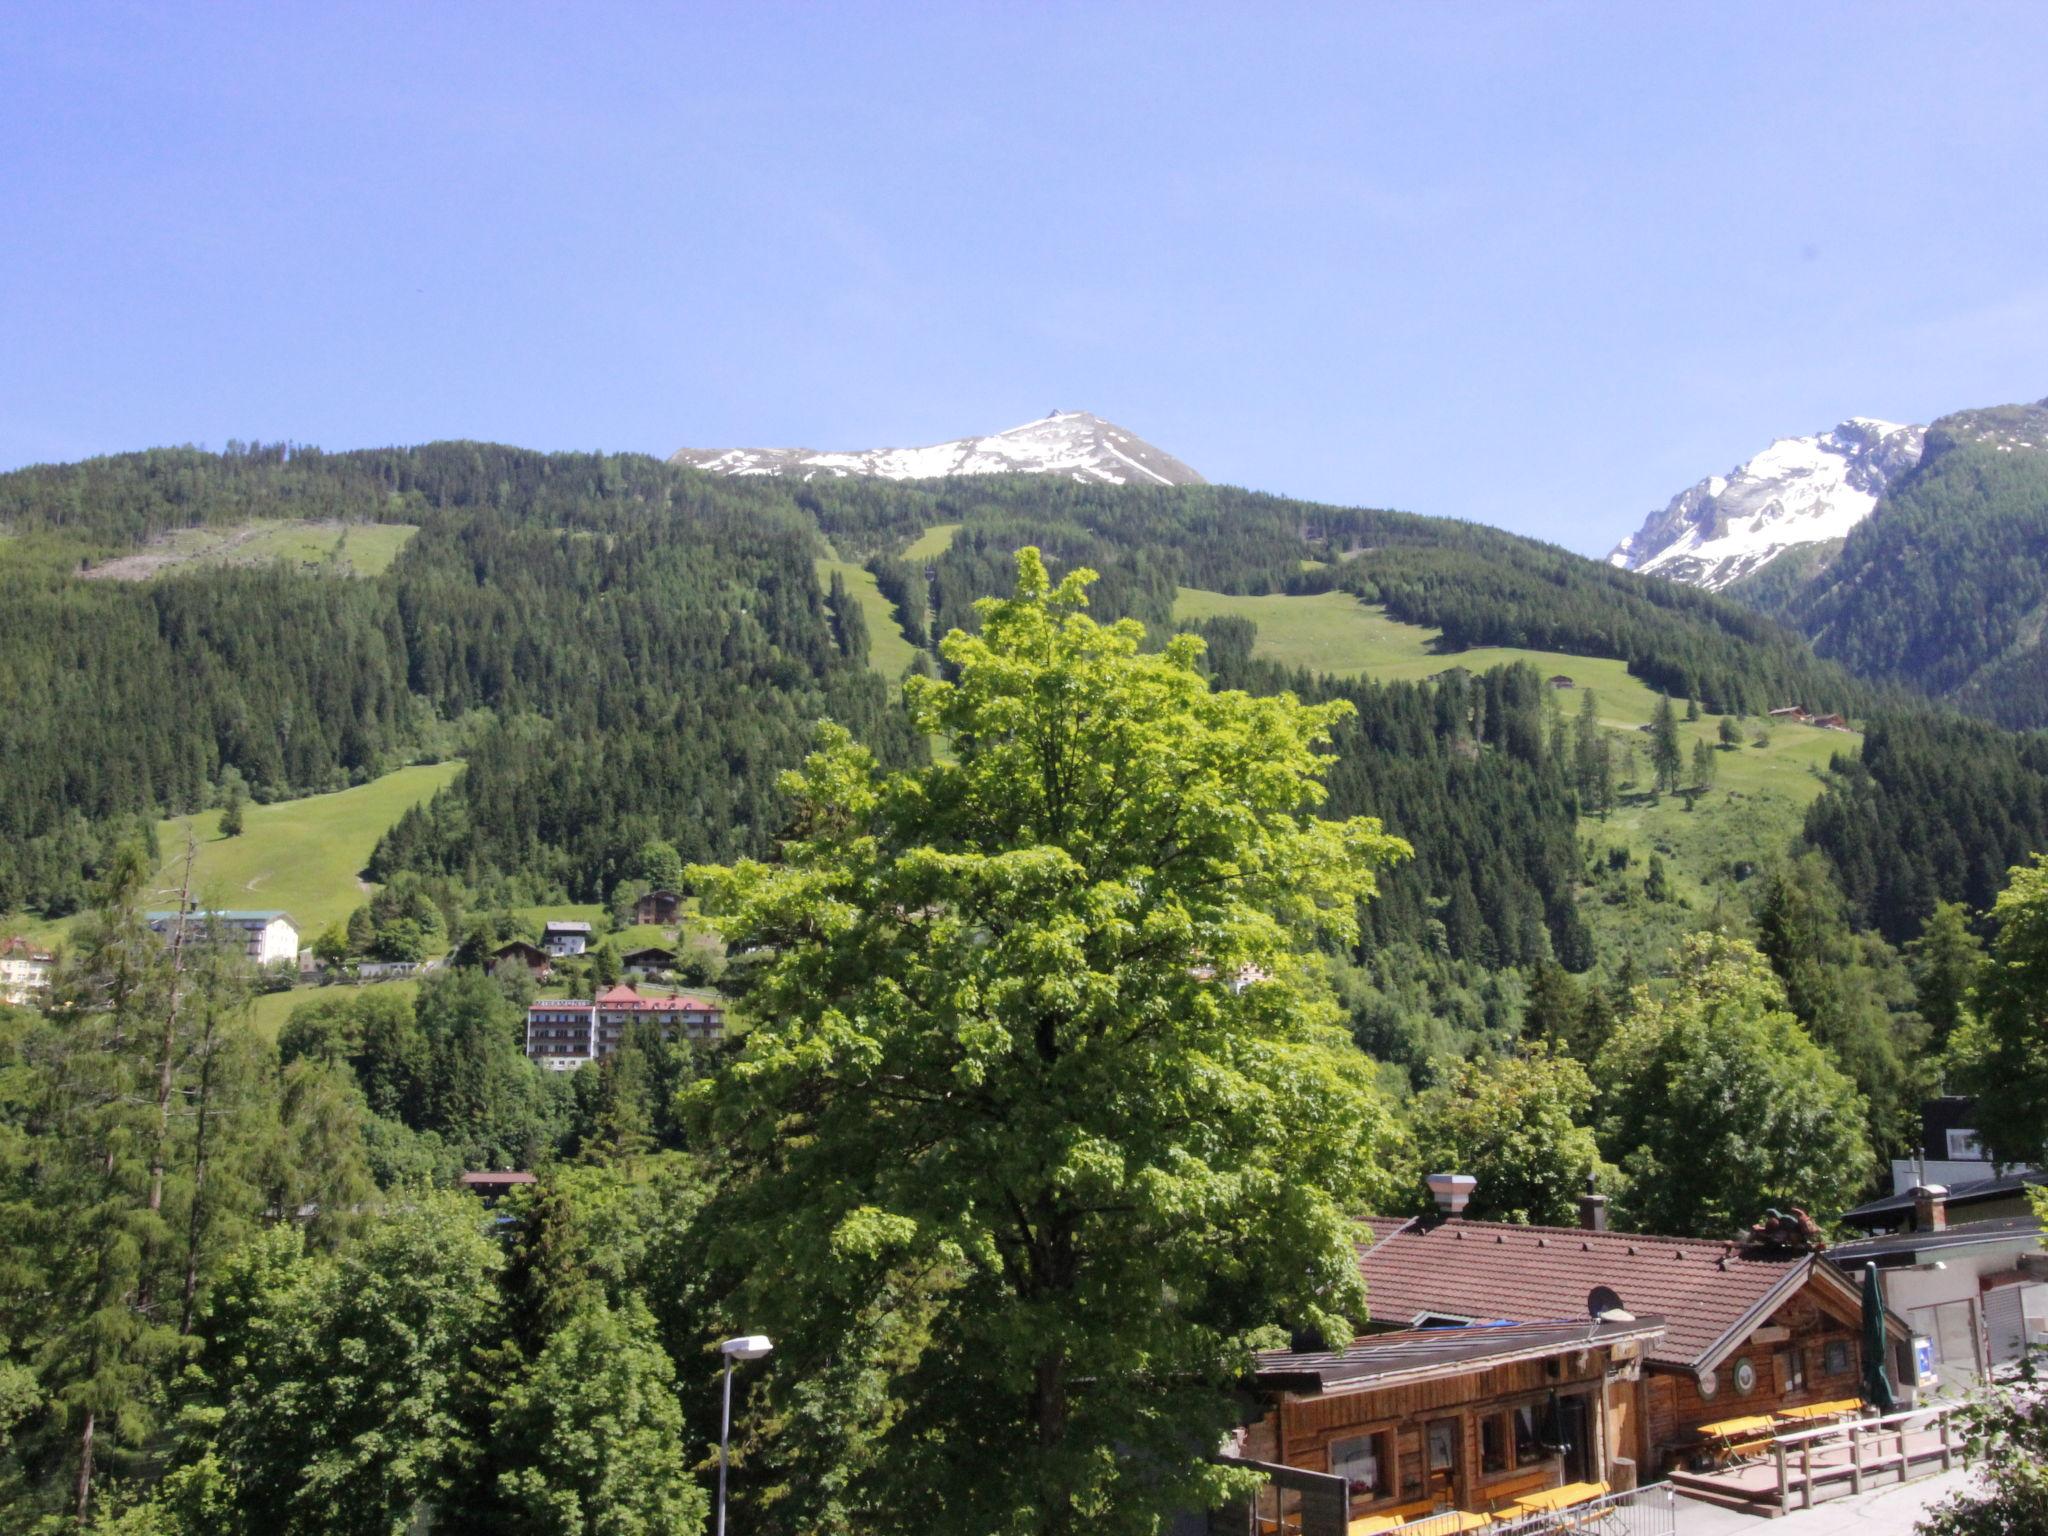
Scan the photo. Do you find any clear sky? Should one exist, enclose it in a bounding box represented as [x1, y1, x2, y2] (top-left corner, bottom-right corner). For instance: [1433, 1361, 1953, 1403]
[5, 2, 2046, 555]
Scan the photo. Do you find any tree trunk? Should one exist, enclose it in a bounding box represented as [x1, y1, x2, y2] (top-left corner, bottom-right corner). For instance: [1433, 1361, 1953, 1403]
[179, 1014, 220, 1334]
[139, 841, 196, 1318]
[74, 1406, 95, 1525]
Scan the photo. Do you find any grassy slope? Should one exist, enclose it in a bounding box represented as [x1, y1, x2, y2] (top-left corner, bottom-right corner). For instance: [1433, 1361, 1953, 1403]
[149, 761, 465, 940]
[903, 523, 961, 561]
[1171, 587, 1855, 962]
[1, 763, 465, 955]
[246, 976, 422, 1042]
[815, 554, 925, 680]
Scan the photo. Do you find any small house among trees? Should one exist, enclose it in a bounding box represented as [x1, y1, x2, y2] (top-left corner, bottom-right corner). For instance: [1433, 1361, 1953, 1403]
[632, 889, 683, 925]
[490, 939, 554, 980]
[541, 920, 592, 957]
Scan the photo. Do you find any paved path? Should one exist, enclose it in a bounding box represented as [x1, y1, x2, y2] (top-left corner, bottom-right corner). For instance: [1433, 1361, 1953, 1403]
[1677, 1467, 1973, 1536]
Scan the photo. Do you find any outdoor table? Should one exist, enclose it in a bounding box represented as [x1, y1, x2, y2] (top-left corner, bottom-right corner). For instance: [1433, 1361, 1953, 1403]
[1351, 1513, 1490, 1536]
[1696, 1413, 1776, 1440]
[1504, 1482, 1609, 1517]
[1775, 1398, 1861, 1424]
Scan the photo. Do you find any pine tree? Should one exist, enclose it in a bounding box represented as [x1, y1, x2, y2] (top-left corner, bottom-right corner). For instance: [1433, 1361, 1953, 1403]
[219, 768, 247, 839]
[1650, 694, 1682, 794]
[1691, 737, 1716, 791]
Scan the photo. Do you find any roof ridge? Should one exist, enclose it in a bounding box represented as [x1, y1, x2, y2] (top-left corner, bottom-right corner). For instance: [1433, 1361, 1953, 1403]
[1374, 1215, 1738, 1252]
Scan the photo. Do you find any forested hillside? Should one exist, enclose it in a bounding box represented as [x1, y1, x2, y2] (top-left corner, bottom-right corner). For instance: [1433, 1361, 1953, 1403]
[0, 444, 914, 913]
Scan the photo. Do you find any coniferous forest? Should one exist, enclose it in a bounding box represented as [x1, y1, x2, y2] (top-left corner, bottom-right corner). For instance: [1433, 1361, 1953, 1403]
[1, 441, 2046, 1533]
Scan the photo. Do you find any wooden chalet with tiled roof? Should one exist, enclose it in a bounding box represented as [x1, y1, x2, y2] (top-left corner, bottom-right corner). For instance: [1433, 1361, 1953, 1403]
[1222, 1316, 1665, 1532]
[1355, 1198, 1914, 1475]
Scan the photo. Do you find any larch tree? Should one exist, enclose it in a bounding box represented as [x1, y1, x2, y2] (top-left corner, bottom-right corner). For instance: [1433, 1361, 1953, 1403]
[688, 550, 1410, 1536]
[1649, 694, 1682, 795]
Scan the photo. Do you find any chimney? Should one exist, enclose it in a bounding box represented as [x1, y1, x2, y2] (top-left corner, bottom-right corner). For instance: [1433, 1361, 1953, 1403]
[1426, 1172, 1477, 1219]
[1911, 1184, 1948, 1233]
[1579, 1173, 1609, 1233]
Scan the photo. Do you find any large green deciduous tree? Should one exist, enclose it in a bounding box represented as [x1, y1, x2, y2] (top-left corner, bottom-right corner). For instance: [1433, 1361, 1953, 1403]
[1956, 855, 2048, 1165]
[690, 550, 1410, 1535]
[1596, 933, 1872, 1235]
[1409, 1045, 1606, 1226]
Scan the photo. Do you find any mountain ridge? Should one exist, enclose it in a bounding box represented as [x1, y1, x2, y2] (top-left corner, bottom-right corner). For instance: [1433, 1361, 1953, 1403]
[671, 409, 1206, 488]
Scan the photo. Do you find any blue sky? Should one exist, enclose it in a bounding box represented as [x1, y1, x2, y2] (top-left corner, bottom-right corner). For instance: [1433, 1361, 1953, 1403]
[4, 2, 2045, 554]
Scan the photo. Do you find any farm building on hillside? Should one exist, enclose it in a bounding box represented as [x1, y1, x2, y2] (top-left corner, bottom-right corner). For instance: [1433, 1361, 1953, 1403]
[621, 945, 677, 979]
[541, 920, 591, 957]
[633, 889, 684, 925]
[491, 940, 554, 980]
[145, 909, 299, 966]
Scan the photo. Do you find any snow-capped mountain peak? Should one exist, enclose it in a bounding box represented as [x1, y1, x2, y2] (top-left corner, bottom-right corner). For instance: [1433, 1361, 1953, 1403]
[1609, 417, 1926, 590]
[670, 410, 1205, 487]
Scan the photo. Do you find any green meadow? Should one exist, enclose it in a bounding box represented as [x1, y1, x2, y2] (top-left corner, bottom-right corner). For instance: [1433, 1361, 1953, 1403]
[815, 554, 926, 680]
[903, 522, 960, 561]
[0, 762, 466, 956]
[1171, 586, 1856, 942]
[152, 761, 466, 940]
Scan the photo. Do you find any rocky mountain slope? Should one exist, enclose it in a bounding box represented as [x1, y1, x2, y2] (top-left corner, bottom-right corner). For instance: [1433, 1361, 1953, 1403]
[1608, 418, 1925, 590]
[671, 410, 1205, 487]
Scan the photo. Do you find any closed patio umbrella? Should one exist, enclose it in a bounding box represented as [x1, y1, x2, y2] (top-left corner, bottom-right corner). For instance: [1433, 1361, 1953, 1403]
[1860, 1263, 1895, 1413]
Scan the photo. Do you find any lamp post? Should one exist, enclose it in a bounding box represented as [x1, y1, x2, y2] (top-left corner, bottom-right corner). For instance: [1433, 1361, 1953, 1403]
[717, 1334, 772, 1536]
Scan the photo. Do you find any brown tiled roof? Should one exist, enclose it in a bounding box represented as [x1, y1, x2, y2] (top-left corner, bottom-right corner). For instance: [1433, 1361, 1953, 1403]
[1254, 1315, 1666, 1394]
[1357, 1216, 1826, 1371]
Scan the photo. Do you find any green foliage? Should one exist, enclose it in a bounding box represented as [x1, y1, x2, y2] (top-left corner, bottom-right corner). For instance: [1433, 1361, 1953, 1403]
[1407, 1046, 1605, 1226]
[689, 551, 1408, 1533]
[1754, 853, 1929, 1153]
[219, 769, 247, 839]
[1955, 855, 2048, 1166]
[186, 1194, 502, 1536]
[1914, 1355, 2048, 1536]
[1806, 713, 2048, 943]
[1596, 934, 1872, 1234]
[0, 855, 320, 1525]
[278, 970, 566, 1170]
[492, 1298, 706, 1536]
[1650, 694, 1682, 794]
[1908, 901, 1985, 1050]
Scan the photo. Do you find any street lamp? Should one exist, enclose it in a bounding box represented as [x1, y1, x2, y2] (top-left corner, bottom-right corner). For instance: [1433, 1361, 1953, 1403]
[717, 1334, 772, 1536]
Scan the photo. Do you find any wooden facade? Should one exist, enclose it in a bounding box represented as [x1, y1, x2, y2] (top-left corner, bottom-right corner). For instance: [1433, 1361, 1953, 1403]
[1643, 1285, 1867, 1472]
[1243, 1336, 1650, 1525]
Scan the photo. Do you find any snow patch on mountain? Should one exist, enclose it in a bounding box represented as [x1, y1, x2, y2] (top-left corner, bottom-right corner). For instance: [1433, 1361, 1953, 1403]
[1609, 418, 1926, 590]
[671, 411, 1206, 487]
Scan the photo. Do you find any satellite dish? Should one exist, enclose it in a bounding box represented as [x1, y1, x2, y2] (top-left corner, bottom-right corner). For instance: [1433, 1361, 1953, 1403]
[1588, 1285, 1628, 1320]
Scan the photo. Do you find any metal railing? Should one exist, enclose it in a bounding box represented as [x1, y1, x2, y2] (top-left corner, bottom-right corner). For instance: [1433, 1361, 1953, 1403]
[1376, 1485, 1676, 1536]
